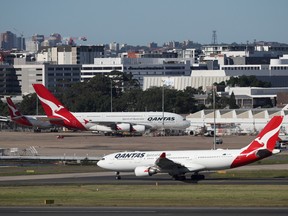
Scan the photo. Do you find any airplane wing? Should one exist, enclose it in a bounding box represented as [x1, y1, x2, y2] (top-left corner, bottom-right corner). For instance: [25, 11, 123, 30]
[155, 152, 205, 174]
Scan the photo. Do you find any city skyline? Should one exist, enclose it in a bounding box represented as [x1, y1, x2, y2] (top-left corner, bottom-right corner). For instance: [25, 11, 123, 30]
[1, 0, 288, 46]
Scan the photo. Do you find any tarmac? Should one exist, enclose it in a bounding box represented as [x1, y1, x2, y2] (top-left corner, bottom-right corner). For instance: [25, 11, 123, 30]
[0, 131, 258, 158]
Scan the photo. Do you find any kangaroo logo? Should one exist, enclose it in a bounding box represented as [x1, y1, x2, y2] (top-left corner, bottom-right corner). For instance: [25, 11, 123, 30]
[254, 124, 281, 148]
[7, 103, 20, 117]
[245, 120, 282, 157]
[37, 94, 70, 122]
[7, 99, 21, 118]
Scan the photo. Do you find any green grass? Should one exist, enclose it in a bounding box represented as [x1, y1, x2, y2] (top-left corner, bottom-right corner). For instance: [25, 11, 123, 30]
[0, 164, 103, 176]
[0, 185, 287, 207]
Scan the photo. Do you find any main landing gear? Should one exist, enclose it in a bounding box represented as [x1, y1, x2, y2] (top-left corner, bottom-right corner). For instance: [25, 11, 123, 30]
[172, 173, 205, 181]
[172, 175, 186, 181]
[115, 171, 121, 180]
[191, 173, 205, 181]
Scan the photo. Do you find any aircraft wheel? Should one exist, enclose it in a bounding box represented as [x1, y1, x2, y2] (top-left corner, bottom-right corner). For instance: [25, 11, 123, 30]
[191, 174, 205, 180]
[172, 175, 186, 181]
[115, 172, 121, 180]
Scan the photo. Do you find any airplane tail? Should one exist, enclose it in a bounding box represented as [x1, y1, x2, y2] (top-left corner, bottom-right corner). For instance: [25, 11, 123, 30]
[32, 84, 68, 117]
[6, 97, 32, 126]
[6, 97, 22, 119]
[231, 115, 283, 168]
[32, 84, 85, 130]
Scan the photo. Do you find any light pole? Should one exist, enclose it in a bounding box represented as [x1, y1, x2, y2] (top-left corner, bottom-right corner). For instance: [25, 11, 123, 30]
[213, 85, 216, 150]
[162, 80, 165, 136]
[110, 78, 113, 112]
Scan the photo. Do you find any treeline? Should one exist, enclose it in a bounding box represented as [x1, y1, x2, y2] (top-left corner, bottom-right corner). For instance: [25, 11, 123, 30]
[0, 74, 271, 116]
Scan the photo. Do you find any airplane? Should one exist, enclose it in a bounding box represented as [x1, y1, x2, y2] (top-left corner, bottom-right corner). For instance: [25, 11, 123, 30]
[6, 97, 58, 132]
[97, 115, 283, 180]
[32, 84, 190, 133]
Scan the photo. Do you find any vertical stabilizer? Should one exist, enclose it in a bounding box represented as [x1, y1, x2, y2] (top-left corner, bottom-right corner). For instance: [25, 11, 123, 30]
[231, 115, 283, 168]
[6, 97, 32, 126]
[32, 84, 86, 130]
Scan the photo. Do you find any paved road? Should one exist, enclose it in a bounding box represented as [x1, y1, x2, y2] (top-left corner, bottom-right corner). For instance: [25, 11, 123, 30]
[0, 166, 287, 186]
[0, 207, 287, 216]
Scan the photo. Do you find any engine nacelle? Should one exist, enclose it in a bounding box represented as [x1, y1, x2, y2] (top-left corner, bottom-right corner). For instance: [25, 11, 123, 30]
[115, 123, 131, 132]
[189, 130, 196, 136]
[131, 125, 146, 133]
[134, 166, 158, 177]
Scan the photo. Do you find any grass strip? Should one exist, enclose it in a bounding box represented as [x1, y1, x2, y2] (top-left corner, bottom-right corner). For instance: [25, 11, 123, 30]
[0, 185, 287, 207]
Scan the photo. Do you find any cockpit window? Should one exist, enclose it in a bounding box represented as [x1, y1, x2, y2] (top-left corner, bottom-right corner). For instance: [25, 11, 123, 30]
[101, 158, 105, 161]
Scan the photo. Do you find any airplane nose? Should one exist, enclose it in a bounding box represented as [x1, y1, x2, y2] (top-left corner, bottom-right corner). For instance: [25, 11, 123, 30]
[97, 160, 103, 168]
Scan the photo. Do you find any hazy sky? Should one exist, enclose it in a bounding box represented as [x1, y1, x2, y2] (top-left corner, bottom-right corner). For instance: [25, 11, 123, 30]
[1, 0, 288, 46]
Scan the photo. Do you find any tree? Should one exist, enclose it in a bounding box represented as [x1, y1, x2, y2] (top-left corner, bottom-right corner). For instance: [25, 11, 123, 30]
[228, 92, 239, 109]
[226, 75, 271, 87]
[0, 99, 8, 116]
[19, 93, 44, 115]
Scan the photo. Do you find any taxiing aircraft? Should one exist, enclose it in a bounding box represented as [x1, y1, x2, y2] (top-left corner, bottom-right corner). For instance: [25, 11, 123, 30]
[97, 115, 283, 180]
[32, 84, 190, 133]
[6, 97, 57, 132]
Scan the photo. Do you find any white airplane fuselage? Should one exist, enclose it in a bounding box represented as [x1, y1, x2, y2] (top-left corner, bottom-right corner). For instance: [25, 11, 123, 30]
[72, 111, 190, 132]
[98, 149, 241, 172]
[24, 115, 54, 128]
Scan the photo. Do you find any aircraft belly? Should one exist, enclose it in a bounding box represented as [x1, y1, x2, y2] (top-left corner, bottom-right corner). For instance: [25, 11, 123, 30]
[199, 157, 235, 170]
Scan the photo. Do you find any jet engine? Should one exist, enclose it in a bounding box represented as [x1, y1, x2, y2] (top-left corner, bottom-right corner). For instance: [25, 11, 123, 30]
[115, 123, 131, 131]
[134, 166, 158, 177]
[189, 130, 196, 136]
[131, 125, 146, 133]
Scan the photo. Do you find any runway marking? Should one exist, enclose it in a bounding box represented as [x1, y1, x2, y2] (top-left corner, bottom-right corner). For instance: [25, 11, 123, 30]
[20, 210, 156, 213]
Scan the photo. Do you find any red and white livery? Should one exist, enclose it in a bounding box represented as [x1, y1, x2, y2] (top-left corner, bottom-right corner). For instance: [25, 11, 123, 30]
[6, 97, 55, 132]
[32, 84, 190, 133]
[97, 116, 283, 180]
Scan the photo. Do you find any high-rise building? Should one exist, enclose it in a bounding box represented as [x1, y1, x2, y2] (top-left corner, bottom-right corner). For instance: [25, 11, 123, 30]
[0, 31, 25, 51]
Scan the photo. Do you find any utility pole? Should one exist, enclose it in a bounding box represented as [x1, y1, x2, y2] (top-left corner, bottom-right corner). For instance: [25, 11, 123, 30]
[213, 85, 216, 150]
[110, 79, 113, 112]
[162, 80, 165, 136]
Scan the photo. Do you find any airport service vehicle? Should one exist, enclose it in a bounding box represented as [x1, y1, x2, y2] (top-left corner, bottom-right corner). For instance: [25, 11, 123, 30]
[6, 97, 57, 132]
[97, 116, 283, 180]
[32, 84, 190, 133]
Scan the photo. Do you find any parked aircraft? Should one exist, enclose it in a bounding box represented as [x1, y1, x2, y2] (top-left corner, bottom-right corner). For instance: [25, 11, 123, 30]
[6, 97, 57, 132]
[32, 84, 190, 133]
[97, 116, 283, 180]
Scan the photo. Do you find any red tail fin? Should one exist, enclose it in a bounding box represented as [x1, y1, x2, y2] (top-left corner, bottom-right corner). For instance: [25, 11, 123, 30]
[32, 84, 68, 118]
[6, 97, 32, 126]
[32, 84, 86, 130]
[231, 115, 283, 168]
[6, 97, 21, 118]
[244, 115, 283, 152]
